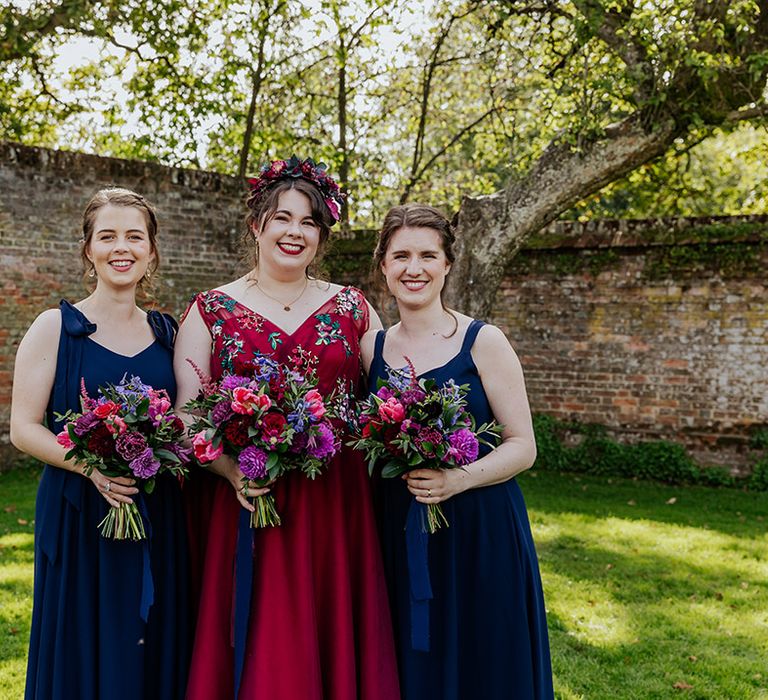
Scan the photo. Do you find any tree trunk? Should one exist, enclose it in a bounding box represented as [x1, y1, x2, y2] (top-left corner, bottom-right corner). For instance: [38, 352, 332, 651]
[447, 115, 679, 317]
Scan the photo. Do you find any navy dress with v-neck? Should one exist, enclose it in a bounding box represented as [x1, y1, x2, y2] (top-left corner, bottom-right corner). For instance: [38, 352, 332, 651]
[25, 301, 190, 700]
[369, 320, 554, 700]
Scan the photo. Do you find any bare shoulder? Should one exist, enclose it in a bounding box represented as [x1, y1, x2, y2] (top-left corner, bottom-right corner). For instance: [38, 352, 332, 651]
[472, 322, 522, 367]
[25, 308, 62, 343]
[360, 328, 379, 363]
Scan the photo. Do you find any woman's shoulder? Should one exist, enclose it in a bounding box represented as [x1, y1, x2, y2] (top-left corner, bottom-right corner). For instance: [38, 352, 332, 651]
[28, 307, 63, 337]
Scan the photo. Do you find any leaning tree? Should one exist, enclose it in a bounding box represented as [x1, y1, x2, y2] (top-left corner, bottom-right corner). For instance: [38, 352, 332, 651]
[447, 0, 768, 315]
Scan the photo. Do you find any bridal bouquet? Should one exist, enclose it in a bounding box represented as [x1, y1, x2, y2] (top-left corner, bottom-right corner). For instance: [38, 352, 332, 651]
[57, 376, 191, 540]
[185, 350, 340, 527]
[350, 359, 501, 533]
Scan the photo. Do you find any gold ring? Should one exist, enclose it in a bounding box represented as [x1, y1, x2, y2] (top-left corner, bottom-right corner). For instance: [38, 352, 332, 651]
[427, 489, 432, 497]
[104, 481, 111, 493]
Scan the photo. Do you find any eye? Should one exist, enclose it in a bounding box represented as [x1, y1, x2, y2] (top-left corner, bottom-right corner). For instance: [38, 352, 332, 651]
[274, 213, 289, 222]
[302, 219, 318, 228]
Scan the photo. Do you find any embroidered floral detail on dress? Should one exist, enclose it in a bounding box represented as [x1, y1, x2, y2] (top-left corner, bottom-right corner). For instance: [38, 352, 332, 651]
[314, 313, 352, 356]
[288, 345, 319, 373]
[211, 319, 225, 338]
[334, 287, 363, 320]
[218, 331, 245, 372]
[268, 332, 283, 350]
[240, 311, 264, 332]
[201, 291, 238, 314]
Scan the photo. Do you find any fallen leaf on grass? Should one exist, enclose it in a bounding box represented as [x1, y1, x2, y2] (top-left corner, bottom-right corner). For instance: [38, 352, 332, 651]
[740, 581, 749, 589]
[688, 655, 697, 662]
[673, 681, 693, 690]
[666, 497, 677, 505]
[605, 563, 615, 571]
[9, 627, 18, 635]
[4, 505, 16, 513]
[714, 592, 724, 601]
[17, 518, 28, 525]
[627, 500, 637, 506]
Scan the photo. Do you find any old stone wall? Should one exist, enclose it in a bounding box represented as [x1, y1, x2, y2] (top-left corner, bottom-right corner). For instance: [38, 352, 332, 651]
[1, 143, 766, 470]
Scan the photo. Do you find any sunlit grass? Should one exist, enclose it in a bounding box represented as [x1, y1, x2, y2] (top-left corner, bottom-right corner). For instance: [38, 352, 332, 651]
[0, 465, 766, 698]
[0, 466, 37, 698]
[522, 471, 768, 700]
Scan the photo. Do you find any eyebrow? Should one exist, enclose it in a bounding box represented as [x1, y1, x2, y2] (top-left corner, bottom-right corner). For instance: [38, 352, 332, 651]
[95, 228, 147, 234]
[390, 248, 440, 255]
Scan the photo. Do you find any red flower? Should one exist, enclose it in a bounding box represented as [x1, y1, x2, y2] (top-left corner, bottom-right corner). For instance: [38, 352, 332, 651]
[93, 401, 119, 419]
[86, 423, 116, 458]
[224, 416, 251, 447]
[261, 412, 288, 445]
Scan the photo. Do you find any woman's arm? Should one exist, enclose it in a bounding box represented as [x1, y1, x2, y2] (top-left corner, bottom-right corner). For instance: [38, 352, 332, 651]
[405, 324, 537, 504]
[173, 301, 265, 511]
[10, 309, 137, 507]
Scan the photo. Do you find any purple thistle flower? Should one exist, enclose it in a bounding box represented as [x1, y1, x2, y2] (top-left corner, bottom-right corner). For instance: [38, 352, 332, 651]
[73, 412, 101, 436]
[289, 431, 309, 454]
[221, 374, 251, 390]
[129, 448, 161, 479]
[115, 431, 148, 461]
[447, 428, 479, 465]
[306, 423, 337, 460]
[211, 401, 235, 426]
[239, 445, 268, 480]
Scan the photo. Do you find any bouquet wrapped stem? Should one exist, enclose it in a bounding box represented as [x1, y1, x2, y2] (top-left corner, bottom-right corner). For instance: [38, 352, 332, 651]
[251, 493, 281, 528]
[425, 503, 449, 534]
[98, 502, 146, 540]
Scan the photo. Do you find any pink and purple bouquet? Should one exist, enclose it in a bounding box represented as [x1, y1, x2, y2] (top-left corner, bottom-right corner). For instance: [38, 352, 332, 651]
[184, 350, 340, 528]
[57, 376, 191, 540]
[350, 360, 501, 533]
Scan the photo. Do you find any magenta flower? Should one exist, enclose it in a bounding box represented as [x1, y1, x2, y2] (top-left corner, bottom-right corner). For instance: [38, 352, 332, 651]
[447, 428, 479, 465]
[211, 401, 235, 426]
[73, 412, 100, 436]
[306, 423, 336, 460]
[400, 389, 426, 406]
[221, 374, 251, 390]
[129, 447, 161, 479]
[376, 386, 394, 401]
[239, 445, 268, 480]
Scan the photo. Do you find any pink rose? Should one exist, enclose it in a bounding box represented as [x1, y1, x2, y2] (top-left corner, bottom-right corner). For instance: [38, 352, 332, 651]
[106, 415, 127, 435]
[192, 431, 224, 463]
[56, 429, 75, 449]
[305, 389, 326, 420]
[231, 386, 258, 414]
[378, 397, 406, 424]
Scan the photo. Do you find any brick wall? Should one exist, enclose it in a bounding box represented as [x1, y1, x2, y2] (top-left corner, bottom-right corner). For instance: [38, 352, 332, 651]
[494, 218, 768, 471]
[2, 142, 766, 471]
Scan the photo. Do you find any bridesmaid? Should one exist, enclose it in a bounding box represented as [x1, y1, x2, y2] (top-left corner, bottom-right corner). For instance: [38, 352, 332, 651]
[175, 156, 400, 699]
[362, 203, 554, 700]
[10, 188, 190, 700]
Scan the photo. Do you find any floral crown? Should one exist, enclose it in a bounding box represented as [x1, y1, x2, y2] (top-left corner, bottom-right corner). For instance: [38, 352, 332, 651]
[247, 155, 344, 223]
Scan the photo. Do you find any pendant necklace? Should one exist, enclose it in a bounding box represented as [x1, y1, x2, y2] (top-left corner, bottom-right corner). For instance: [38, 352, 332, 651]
[254, 277, 309, 311]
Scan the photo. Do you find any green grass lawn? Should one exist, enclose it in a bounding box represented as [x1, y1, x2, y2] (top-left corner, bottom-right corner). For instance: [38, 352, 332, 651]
[1, 466, 766, 699]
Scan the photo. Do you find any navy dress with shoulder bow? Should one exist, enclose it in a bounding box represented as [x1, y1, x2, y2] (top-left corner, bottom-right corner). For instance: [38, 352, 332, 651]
[369, 320, 554, 700]
[24, 301, 190, 700]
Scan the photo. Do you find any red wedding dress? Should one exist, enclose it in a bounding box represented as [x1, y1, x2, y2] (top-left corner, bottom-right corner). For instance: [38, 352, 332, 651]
[184, 286, 400, 700]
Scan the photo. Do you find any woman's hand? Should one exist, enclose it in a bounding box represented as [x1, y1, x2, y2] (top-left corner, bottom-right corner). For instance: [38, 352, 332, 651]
[88, 470, 139, 508]
[216, 456, 271, 512]
[405, 468, 468, 505]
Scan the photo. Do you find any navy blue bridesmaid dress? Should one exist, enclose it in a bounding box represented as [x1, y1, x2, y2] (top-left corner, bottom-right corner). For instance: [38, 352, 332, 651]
[25, 301, 190, 700]
[369, 319, 554, 700]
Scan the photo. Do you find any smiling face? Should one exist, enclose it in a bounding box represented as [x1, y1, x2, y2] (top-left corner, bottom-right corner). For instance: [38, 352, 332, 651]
[85, 204, 155, 290]
[253, 188, 321, 276]
[380, 226, 452, 309]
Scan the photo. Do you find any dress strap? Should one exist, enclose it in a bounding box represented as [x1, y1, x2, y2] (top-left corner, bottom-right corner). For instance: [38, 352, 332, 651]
[147, 311, 178, 350]
[460, 319, 485, 354]
[374, 329, 386, 357]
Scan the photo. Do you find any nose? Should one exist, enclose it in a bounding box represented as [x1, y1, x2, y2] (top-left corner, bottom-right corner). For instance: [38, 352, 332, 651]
[405, 258, 422, 275]
[113, 234, 129, 251]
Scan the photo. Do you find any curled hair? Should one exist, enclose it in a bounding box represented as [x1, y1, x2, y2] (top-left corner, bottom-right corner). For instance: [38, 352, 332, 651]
[242, 178, 334, 273]
[374, 203, 458, 335]
[81, 187, 160, 295]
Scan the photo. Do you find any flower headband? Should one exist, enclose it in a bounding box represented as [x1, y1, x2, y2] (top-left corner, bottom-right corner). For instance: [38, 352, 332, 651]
[247, 155, 344, 223]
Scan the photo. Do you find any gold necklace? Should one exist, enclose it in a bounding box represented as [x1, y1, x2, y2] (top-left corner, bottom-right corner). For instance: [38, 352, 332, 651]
[254, 277, 309, 311]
